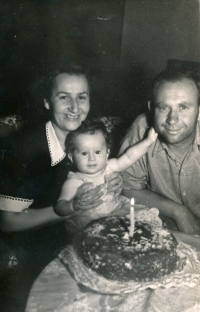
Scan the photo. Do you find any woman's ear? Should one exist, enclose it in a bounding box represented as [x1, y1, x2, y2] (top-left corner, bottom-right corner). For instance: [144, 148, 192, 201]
[44, 99, 50, 110]
[148, 100, 152, 112]
[68, 153, 73, 163]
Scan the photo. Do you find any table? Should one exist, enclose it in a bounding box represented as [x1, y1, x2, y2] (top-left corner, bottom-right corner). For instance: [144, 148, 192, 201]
[26, 232, 200, 312]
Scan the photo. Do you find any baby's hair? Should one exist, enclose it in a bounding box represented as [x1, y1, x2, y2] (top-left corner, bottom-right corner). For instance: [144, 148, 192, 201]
[65, 119, 111, 155]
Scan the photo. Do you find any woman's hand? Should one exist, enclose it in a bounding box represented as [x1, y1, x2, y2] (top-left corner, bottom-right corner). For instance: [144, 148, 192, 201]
[73, 182, 104, 211]
[105, 172, 123, 198]
[73, 173, 123, 212]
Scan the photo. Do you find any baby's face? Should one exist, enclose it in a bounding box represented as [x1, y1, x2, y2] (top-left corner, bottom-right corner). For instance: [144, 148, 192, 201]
[71, 131, 108, 175]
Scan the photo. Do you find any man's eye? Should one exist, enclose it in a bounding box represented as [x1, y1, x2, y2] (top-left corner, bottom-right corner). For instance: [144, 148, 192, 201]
[95, 150, 101, 154]
[159, 106, 168, 111]
[179, 105, 188, 110]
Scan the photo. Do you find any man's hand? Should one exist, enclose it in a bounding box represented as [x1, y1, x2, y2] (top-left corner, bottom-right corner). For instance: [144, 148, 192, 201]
[173, 206, 200, 235]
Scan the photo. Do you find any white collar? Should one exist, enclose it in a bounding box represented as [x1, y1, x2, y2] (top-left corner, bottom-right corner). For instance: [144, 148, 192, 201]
[46, 121, 66, 166]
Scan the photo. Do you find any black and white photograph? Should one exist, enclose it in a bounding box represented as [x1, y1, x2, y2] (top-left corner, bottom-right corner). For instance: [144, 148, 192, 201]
[1, 1, 200, 311]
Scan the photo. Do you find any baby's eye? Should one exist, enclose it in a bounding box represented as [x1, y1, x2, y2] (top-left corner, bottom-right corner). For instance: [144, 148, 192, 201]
[81, 152, 87, 156]
[95, 150, 101, 154]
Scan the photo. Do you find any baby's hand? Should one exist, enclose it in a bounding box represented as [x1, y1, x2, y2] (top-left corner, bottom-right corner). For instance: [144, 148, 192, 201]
[146, 127, 158, 144]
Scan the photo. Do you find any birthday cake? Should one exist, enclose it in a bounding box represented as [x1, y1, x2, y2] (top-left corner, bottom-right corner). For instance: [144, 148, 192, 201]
[72, 216, 179, 282]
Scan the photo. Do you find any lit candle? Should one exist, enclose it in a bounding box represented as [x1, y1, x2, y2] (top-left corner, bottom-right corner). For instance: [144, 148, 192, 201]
[129, 198, 135, 237]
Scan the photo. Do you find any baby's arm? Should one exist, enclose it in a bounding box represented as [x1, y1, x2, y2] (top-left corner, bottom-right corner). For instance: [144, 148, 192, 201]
[54, 179, 83, 216]
[108, 128, 158, 172]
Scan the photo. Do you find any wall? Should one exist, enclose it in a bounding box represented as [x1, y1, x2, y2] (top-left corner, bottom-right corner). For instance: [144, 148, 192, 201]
[119, 0, 200, 117]
[0, 0, 200, 122]
[0, 0, 125, 122]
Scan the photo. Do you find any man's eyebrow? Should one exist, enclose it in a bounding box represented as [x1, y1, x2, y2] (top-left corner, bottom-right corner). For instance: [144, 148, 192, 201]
[155, 101, 168, 106]
[178, 101, 192, 106]
[155, 101, 192, 106]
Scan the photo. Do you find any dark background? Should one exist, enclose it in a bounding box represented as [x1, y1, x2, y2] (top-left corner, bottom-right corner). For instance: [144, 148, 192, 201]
[0, 0, 200, 124]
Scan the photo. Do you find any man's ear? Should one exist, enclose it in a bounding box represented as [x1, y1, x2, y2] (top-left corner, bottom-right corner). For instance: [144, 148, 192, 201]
[198, 106, 200, 121]
[68, 153, 73, 163]
[44, 99, 50, 110]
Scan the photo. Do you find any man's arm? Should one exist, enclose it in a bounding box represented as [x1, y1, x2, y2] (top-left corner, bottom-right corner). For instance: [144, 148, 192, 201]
[123, 188, 200, 235]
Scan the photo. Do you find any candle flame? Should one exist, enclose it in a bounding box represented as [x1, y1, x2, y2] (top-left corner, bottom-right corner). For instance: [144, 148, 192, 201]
[131, 198, 135, 206]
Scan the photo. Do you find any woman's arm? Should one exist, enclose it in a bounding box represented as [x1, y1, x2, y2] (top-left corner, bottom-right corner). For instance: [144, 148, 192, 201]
[0, 181, 106, 232]
[0, 206, 65, 232]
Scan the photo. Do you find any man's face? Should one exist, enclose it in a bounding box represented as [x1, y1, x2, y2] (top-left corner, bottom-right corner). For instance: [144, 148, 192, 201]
[153, 78, 199, 146]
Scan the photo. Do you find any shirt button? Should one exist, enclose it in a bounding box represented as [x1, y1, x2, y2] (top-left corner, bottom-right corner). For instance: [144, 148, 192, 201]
[183, 191, 186, 196]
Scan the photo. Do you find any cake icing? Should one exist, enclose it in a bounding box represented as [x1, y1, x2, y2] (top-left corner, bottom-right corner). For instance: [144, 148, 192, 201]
[73, 216, 179, 282]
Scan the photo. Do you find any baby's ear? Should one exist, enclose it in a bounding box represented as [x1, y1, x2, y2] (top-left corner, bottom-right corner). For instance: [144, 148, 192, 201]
[107, 149, 110, 158]
[68, 153, 73, 163]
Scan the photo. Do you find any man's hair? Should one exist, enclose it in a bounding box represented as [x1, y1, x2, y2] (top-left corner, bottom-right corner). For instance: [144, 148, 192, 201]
[150, 68, 200, 106]
[65, 119, 111, 155]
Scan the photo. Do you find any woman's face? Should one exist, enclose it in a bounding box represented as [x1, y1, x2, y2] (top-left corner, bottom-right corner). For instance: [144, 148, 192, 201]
[44, 73, 90, 135]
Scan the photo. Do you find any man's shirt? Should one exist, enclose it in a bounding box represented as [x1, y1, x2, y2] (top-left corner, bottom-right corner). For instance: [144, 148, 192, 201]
[119, 114, 200, 217]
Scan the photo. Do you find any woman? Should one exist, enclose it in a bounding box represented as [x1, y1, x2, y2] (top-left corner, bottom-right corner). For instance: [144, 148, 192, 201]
[0, 66, 124, 312]
[0, 65, 123, 267]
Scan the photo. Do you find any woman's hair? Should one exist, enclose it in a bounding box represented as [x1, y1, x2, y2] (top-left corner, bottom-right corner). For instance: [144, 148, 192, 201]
[41, 63, 91, 102]
[150, 68, 200, 106]
[65, 119, 111, 155]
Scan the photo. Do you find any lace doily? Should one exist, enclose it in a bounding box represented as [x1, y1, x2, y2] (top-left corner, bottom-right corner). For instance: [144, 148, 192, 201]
[59, 208, 200, 294]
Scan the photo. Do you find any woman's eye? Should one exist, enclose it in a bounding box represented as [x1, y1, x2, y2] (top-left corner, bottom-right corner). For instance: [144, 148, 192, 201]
[59, 95, 70, 101]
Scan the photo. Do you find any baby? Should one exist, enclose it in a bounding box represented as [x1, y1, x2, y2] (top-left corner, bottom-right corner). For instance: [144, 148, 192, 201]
[55, 120, 157, 233]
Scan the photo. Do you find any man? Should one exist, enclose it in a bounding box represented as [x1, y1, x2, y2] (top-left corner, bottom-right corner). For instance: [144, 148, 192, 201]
[120, 69, 200, 234]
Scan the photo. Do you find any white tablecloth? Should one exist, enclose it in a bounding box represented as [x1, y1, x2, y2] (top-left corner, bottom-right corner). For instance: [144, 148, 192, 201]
[26, 231, 200, 312]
